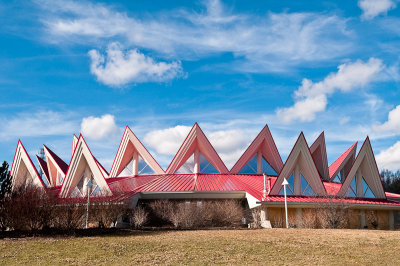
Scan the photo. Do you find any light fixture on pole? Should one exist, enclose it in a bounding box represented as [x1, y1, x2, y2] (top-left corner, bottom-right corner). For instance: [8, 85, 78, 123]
[85, 180, 93, 229]
[282, 178, 289, 229]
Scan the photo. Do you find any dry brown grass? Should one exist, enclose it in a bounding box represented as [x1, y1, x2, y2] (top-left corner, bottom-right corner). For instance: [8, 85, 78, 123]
[1, 229, 399, 265]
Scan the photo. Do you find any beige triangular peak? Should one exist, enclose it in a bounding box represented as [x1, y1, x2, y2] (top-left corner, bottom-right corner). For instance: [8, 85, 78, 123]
[43, 145, 68, 187]
[166, 123, 229, 174]
[10, 140, 45, 190]
[59, 135, 112, 198]
[109, 126, 164, 177]
[72, 134, 78, 158]
[230, 124, 283, 175]
[337, 137, 386, 199]
[309, 132, 329, 181]
[270, 133, 327, 196]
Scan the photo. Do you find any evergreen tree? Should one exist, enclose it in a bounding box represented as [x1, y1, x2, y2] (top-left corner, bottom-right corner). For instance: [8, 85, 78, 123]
[380, 169, 400, 194]
[0, 161, 12, 199]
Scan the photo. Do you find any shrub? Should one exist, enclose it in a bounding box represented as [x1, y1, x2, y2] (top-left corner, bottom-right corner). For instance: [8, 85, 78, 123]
[130, 206, 148, 228]
[148, 200, 244, 228]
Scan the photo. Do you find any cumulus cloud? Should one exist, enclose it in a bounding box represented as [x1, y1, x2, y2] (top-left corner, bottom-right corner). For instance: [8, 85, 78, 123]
[143, 125, 252, 168]
[88, 42, 183, 86]
[276, 58, 384, 124]
[144, 125, 191, 155]
[37, 0, 352, 72]
[358, 0, 396, 20]
[81, 114, 118, 140]
[376, 141, 400, 171]
[373, 105, 400, 134]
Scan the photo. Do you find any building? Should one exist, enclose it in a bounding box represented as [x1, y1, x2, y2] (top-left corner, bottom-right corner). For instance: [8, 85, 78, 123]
[10, 123, 400, 229]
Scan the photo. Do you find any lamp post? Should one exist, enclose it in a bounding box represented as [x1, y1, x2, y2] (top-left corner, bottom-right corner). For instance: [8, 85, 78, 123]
[85, 180, 93, 229]
[282, 178, 289, 229]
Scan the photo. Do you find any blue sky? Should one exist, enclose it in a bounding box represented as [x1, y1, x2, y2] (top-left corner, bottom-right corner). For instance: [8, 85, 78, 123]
[2, 0, 400, 172]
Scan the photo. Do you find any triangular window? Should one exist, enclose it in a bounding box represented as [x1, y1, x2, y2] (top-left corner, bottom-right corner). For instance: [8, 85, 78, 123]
[200, 153, 218, 173]
[346, 176, 357, 197]
[262, 157, 278, 175]
[238, 154, 257, 174]
[177, 153, 195, 173]
[119, 159, 134, 177]
[71, 172, 103, 197]
[279, 173, 294, 195]
[138, 156, 155, 175]
[300, 173, 316, 196]
[333, 171, 343, 183]
[362, 177, 375, 198]
[118, 155, 155, 176]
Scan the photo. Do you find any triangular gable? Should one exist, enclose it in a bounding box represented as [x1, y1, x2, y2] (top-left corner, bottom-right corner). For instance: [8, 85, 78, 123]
[270, 133, 327, 196]
[59, 135, 112, 198]
[328, 142, 357, 182]
[337, 137, 386, 199]
[230, 124, 283, 174]
[309, 132, 329, 181]
[36, 155, 50, 186]
[43, 145, 68, 186]
[109, 126, 164, 177]
[72, 134, 78, 158]
[166, 123, 229, 174]
[10, 140, 45, 190]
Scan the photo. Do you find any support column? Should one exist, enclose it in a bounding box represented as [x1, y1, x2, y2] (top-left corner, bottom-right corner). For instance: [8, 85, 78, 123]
[260, 206, 271, 228]
[132, 150, 139, 176]
[294, 164, 301, 195]
[389, 211, 395, 230]
[356, 169, 363, 197]
[257, 150, 262, 174]
[360, 210, 366, 229]
[194, 149, 200, 174]
[83, 165, 90, 197]
[296, 208, 303, 227]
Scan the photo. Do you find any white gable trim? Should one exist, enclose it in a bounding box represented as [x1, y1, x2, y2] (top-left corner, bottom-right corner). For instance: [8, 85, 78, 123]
[59, 136, 112, 198]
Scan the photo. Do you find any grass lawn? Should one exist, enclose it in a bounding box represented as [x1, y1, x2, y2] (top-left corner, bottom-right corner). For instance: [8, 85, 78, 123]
[0, 229, 399, 265]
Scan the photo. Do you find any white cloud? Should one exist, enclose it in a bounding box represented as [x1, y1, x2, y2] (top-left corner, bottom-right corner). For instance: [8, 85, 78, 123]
[144, 125, 191, 155]
[37, 0, 352, 72]
[276, 58, 384, 124]
[358, 0, 396, 20]
[88, 42, 183, 86]
[143, 125, 252, 169]
[376, 141, 400, 171]
[373, 105, 400, 134]
[0, 111, 77, 140]
[81, 114, 118, 140]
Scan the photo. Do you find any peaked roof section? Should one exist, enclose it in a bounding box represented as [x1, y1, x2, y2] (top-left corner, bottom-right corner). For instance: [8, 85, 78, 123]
[328, 142, 357, 180]
[230, 124, 283, 174]
[10, 140, 45, 189]
[109, 126, 164, 177]
[166, 123, 229, 174]
[59, 135, 112, 198]
[270, 132, 327, 196]
[309, 132, 329, 181]
[44, 145, 69, 174]
[36, 155, 50, 185]
[43, 145, 69, 186]
[72, 134, 78, 158]
[337, 137, 386, 198]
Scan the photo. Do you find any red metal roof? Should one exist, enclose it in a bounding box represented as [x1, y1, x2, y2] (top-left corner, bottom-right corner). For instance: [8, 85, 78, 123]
[328, 142, 357, 178]
[323, 181, 342, 195]
[386, 192, 400, 198]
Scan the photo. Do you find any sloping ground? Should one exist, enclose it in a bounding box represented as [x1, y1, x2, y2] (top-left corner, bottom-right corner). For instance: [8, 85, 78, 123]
[1, 229, 399, 265]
